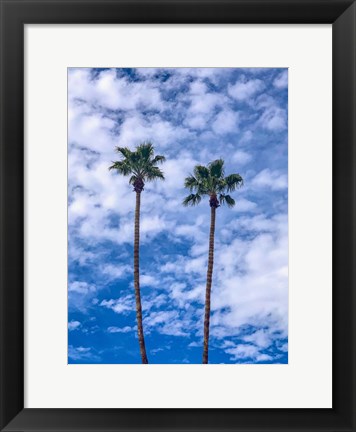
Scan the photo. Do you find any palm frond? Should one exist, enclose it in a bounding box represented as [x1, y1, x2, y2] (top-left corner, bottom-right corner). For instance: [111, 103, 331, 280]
[224, 173, 244, 192]
[219, 193, 236, 208]
[151, 155, 166, 165]
[184, 175, 199, 191]
[183, 159, 243, 209]
[137, 142, 154, 160]
[194, 165, 210, 180]
[110, 142, 166, 184]
[209, 159, 225, 179]
[182, 193, 202, 207]
[115, 146, 132, 159]
[129, 175, 138, 185]
[108, 160, 132, 176]
[145, 166, 165, 181]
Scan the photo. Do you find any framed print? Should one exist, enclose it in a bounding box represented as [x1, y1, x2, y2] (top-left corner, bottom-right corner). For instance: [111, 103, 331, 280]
[0, 0, 355, 431]
[26, 26, 332, 410]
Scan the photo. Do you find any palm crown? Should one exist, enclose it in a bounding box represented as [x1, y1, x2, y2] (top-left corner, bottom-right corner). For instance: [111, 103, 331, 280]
[183, 159, 243, 208]
[109, 142, 165, 192]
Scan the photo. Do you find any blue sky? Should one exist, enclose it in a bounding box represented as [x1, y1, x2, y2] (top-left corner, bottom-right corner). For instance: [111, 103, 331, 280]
[68, 67, 288, 364]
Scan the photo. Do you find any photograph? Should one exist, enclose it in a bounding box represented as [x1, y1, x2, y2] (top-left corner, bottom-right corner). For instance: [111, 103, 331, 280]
[68, 67, 288, 364]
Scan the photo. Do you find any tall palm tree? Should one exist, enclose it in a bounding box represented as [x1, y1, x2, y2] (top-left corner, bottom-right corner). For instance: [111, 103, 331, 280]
[183, 159, 243, 364]
[109, 142, 165, 364]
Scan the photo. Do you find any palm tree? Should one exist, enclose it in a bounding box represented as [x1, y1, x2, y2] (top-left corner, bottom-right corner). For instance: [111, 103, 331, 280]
[183, 159, 243, 364]
[109, 142, 166, 364]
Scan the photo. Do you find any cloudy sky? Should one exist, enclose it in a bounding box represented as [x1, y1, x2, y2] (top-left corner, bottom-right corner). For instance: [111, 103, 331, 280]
[68, 67, 288, 364]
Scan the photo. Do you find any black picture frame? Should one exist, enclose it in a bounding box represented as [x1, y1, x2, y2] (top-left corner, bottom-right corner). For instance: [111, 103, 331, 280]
[1, 0, 355, 431]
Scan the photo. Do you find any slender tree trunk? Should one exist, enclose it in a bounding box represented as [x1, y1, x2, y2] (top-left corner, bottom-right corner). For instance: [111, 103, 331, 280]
[134, 191, 148, 364]
[202, 206, 216, 364]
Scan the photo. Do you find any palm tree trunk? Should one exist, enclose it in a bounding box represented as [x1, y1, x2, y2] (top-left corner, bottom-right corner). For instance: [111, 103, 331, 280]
[202, 206, 216, 364]
[134, 191, 148, 364]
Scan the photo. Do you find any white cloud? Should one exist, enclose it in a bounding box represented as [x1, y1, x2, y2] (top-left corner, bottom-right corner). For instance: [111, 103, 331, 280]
[68, 108, 116, 155]
[144, 310, 192, 337]
[68, 281, 98, 313]
[228, 78, 264, 101]
[228, 214, 286, 233]
[142, 293, 167, 311]
[260, 106, 287, 131]
[232, 149, 252, 165]
[184, 80, 228, 131]
[81, 325, 100, 335]
[240, 130, 253, 143]
[225, 344, 259, 360]
[175, 220, 207, 244]
[68, 281, 96, 294]
[160, 320, 189, 337]
[140, 274, 159, 287]
[273, 70, 288, 89]
[187, 82, 225, 116]
[68, 345, 100, 361]
[101, 264, 131, 279]
[68, 242, 96, 266]
[140, 215, 170, 237]
[225, 344, 273, 363]
[256, 353, 273, 362]
[255, 94, 287, 131]
[151, 347, 164, 354]
[189, 80, 208, 96]
[116, 112, 193, 148]
[184, 256, 207, 275]
[278, 342, 288, 352]
[68, 320, 81, 331]
[252, 168, 288, 190]
[212, 110, 240, 135]
[169, 282, 188, 308]
[188, 341, 200, 348]
[100, 296, 134, 315]
[144, 310, 178, 327]
[175, 67, 233, 84]
[157, 152, 198, 197]
[243, 329, 272, 348]
[107, 326, 133, 333]
[232, 198, 257, 213]
[69, 68, 163, 111]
